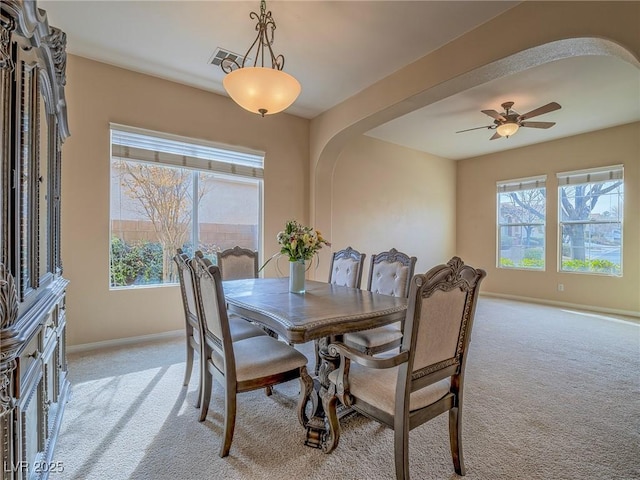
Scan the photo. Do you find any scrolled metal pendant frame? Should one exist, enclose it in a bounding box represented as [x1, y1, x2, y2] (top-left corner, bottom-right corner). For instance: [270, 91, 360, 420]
[221, 0, 285, 73]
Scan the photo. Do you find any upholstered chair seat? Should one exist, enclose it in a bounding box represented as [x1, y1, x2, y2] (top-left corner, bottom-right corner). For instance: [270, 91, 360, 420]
[328, 363, 451, 416]
[212, 336, 308, 382]
[342, 248, 417, 355]
[343, 323, 403, 352]
[228, 313, 268, 341]
[195, 316, 265, 344]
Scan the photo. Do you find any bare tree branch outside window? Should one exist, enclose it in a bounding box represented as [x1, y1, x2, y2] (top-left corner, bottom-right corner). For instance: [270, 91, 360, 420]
[116, 160, 204, 282]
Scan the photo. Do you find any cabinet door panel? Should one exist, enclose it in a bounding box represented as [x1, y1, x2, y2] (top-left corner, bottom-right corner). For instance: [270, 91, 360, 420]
[37, 84, 52, 284]
[15, 47, 39, 301]
[0, 34, 10, 266]
[19, 381, 44, 479]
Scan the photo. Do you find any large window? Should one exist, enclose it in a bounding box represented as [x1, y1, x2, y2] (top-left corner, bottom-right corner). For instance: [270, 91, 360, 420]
[558, 165, 623, 276]
[110, 125, 263, 288]
[497, 176, 546, 270]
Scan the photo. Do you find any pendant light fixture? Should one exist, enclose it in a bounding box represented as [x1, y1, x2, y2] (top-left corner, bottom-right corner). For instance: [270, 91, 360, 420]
[221, 0, 301, 117]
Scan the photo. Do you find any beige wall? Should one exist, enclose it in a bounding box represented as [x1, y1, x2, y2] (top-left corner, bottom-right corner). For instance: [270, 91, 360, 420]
[457, 122, 640, 315]
[328, 136, 457, 283]
[310, 2, 640, 266]
[62, 55, 309, 346]
[61, 2, 640, 346]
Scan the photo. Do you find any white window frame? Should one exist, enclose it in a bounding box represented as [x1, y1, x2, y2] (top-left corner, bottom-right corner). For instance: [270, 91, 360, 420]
[496, 175, 547, 271]
[109, 124, 264, 289]
[557, 165, 623, 277]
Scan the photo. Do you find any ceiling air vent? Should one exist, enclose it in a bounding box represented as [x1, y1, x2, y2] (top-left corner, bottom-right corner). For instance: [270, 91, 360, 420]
[209, 47, 250, 68]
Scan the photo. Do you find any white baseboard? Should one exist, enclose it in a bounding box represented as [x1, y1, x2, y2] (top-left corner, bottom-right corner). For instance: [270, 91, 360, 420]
[481, 292, 640, 320]
[67, 329, 183, 354]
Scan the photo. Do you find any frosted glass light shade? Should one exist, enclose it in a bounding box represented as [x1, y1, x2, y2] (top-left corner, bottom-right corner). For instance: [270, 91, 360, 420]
[223, 67, 301, 116]
[496, 122, 520, 137]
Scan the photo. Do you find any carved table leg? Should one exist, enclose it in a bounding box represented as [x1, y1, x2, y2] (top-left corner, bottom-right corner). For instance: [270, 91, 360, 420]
[297, 366, 314, 427]
[319, 382, 340, 453]
[302, 336, 342, 451]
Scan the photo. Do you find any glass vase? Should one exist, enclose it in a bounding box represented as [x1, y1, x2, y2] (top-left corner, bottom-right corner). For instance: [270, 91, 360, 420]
[289, 259, 306, 294]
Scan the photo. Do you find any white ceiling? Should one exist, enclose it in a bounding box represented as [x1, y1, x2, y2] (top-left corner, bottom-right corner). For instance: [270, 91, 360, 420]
[41, 0, 640, 160]
[368, 55, 640, 160]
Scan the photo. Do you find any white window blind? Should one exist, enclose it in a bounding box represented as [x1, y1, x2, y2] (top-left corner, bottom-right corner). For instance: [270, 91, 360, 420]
[111, 124, 264, 179]
[497, 175, 546, 193]
[556, 165, 623, 186]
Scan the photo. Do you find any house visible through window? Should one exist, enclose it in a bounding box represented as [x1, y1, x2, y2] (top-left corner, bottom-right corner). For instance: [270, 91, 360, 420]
[558, 165, 623, 276]
[497, 175, 546, 270]
[110, 125, 263, 288]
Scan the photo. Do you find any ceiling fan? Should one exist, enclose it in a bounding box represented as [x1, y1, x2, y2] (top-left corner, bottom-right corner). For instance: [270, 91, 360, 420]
[456, 101, 561, 140]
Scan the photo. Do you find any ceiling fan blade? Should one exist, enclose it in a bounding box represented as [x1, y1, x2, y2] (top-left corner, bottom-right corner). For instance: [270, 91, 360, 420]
[520, 121, 556, 129]
[489, 132, 502, 140]
[481, 109, 506, 122]
[456, 125, 493, 133]
[518, 102, 561, 120]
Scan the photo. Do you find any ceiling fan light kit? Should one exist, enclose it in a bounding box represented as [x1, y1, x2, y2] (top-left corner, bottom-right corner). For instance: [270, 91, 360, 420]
[496, 122, 519, 137]
[221, 0, 301, 116]
[457, 101, 561, 140]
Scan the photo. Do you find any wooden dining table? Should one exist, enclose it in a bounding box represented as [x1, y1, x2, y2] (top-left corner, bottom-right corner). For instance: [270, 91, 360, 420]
[223, 277, 408, 451]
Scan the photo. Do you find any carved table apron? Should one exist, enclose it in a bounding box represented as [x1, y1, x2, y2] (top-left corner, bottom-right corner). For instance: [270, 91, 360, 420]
[223, 277, 407, 452]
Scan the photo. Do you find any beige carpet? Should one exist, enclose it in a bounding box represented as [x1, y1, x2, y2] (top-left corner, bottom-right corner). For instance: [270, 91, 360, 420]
[51, 298, 639, 480]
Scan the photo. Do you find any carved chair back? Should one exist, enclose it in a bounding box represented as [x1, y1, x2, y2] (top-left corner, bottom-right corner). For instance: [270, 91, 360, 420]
[173, 248, 206, 407]
[191, 254, 238, 381]
[392, 257, 485, 475]
[216, 246, 259, 280]
[367, 248, 417, 298]
[401, 256, 485, 401]
[174, 249, 199, 334]
[328, 247, 366, 288]
[192, 255, 230, 353]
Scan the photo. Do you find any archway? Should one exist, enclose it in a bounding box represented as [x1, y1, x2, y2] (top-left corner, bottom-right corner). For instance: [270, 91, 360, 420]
[309, 2, 640, 279]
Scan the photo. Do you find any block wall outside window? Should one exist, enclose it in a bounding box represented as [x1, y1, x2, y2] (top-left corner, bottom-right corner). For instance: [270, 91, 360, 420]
[109, 125, 263, 289]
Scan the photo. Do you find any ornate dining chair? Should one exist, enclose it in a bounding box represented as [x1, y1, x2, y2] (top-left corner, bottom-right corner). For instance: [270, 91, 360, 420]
[216, 246, 259, 280]
[191, 255, 313, 457]
[313, 247, 367, 374]
[342, 248, 417, 355]
[173, 249, 266, 408]
[323, 257, 486, 479]
[212, 247, 279, 341]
